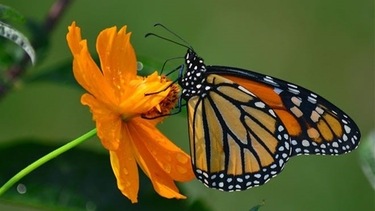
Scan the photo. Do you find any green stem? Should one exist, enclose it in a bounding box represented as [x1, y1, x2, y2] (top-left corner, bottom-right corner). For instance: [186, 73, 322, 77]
[0, 128, 97, 196]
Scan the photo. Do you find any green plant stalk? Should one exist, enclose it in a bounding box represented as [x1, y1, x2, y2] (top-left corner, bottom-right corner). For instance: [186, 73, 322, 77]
[0, 128, 97, 196]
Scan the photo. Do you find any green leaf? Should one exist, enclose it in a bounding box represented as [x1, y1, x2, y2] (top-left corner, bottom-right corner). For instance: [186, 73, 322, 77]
[0, 21, 35, 64]
[0, 4, 25, 23]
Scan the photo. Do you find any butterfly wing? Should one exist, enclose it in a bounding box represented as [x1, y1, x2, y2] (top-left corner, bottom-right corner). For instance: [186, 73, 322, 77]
[187, 73, 291, 191]
[207, 65, 361, 157]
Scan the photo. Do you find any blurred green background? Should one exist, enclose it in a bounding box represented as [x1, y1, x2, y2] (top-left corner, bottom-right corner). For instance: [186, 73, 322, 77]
[0, 0, 373, 210]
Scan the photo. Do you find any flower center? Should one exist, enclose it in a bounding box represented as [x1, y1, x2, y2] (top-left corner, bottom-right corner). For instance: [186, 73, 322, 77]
[142, 82, 180, 119]
[121, 112, 137, 122]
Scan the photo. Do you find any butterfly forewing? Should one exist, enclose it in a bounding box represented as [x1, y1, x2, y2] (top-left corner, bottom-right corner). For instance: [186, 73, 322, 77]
[207, 66, 361, 157]
[281, 92, 360, 156]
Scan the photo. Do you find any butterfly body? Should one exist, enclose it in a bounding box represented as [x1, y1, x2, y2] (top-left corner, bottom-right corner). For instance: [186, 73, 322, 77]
[178, 48, 361, 191]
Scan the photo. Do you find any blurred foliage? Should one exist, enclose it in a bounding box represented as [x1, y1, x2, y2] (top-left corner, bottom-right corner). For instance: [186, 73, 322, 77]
[0, 5, 25, 22]
[0, 0, 373, 211]
[359, 130, 375, 190]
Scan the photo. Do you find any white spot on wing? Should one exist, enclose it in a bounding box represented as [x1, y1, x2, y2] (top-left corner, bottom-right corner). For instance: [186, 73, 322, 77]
[302, 140, 310, 147]
[273, 87, 283, 94]
[269, 109, 276, 117]
[238, 86, 254, 95]
[287, 83, 298, 88]
[255, 101, 266, 108]
[308, 96, 317, 104]
[264, 76, 278, 85]
[344, 125, 351, 134]
[288, 87, 300, 94]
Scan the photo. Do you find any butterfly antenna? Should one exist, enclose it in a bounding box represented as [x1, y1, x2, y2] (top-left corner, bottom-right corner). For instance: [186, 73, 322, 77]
[145, 32, 190, 49]
[153, 23, 193, 49]
[145, 23, 194, 50]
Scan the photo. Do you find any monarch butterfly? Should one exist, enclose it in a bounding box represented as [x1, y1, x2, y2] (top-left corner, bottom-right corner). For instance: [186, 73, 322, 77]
[147, 24, 361, 192]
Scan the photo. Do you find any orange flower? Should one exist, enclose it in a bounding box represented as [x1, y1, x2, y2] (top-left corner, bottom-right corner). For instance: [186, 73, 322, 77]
[66, 22, 194, 203]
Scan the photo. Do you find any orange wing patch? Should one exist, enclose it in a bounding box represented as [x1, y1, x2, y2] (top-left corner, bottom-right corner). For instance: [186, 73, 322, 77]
[223, 75, 302, 136]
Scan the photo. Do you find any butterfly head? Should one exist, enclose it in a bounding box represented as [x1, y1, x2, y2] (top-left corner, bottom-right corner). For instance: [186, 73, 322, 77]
[179, 49, 208, 99]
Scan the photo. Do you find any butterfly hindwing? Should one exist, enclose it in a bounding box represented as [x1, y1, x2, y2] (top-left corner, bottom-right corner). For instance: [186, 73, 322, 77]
[187, 73, 291, 191]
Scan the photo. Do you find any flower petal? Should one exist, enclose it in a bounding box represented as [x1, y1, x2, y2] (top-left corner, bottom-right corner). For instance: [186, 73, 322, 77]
[128, 119, 189, 199]
[133, 117, 194, 182]
[66, 22, 82, 55]
[119, 72, 171, 115]
[81, 93, 121, 150]
[67, 22, 117, 106]
[110, 125, 139, 203]
[97, 26, 137, 98]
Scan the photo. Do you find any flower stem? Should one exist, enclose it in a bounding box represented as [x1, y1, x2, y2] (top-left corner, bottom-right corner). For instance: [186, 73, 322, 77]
[0, 128, 97, 196]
